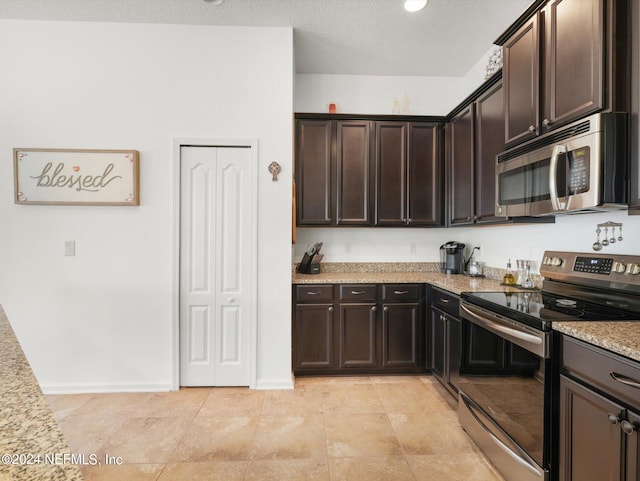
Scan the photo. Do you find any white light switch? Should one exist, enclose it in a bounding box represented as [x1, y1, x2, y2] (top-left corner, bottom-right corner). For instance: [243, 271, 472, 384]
[65, 241, 75, 256]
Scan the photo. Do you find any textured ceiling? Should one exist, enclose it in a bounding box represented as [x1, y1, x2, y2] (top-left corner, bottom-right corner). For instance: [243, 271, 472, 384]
[0, 0, 532, 76]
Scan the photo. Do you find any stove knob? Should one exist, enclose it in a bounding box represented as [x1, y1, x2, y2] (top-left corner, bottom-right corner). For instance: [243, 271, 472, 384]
[625, 263, 640, 275]
[550, 257, 563, 267]
[612, 261, 626, 273]
[542, 256, 551, 265]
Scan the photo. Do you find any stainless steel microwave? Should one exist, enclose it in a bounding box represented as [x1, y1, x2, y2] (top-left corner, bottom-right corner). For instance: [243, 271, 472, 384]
[496, 112, 628, 217]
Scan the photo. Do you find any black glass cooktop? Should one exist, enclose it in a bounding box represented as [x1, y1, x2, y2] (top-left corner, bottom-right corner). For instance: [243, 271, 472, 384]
[462, 290, 640, 331]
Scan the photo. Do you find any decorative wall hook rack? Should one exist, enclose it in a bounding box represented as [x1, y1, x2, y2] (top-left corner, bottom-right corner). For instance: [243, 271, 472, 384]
[593, 221, 623, 251]
[268, 161, 281, 181]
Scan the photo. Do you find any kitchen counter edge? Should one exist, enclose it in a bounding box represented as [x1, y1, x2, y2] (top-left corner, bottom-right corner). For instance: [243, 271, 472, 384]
[553, 321, 640, 363]
[0, 305, 84, 481]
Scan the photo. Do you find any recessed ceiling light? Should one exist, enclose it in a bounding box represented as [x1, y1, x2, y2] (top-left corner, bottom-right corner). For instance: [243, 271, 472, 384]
[404, 0, 428, 12]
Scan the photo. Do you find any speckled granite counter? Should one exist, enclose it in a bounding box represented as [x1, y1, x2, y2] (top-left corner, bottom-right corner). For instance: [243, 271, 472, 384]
[292, 262, 527, 295]
[0, 306, 83, 481]
[553, 321, 640, 363]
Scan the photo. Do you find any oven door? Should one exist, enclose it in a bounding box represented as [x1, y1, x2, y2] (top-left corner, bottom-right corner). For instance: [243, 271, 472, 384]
[458, 301, 551, 481]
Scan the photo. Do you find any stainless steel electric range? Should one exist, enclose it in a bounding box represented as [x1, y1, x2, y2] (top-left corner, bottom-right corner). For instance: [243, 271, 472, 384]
[458, 251, 640, 481]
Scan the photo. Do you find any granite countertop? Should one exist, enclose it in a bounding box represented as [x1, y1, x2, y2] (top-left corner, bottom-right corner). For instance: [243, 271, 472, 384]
[0, 306, 83, 481]
[292, 262, 527, 295]
[553, 321, 640, 363]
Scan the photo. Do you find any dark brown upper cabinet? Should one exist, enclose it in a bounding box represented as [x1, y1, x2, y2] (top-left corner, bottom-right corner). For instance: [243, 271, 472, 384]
[475, 80, 506, 223]
[295, 114, 443, 228]
[336, 120, 374, 225]
[295, 119, 333, 225]
[375, 121, 443, 226]
[446, 78, 503, 227]
[500, 0, 628, 149]
[631, 0, 640, 214]
[295, 118, 373, 226]
[447, 105, 475, 226]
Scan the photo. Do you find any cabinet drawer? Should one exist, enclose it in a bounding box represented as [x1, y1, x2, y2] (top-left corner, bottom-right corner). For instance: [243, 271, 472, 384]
[382, 284, 421, 302]
[295, 285, 334, 302]
[430, 286, 459, 316]
[562, 336, 640, 411]
[339, 284, 377, 302]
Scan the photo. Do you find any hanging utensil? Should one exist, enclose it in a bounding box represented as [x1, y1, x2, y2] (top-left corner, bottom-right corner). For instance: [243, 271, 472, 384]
[592, 227, 603, 251]
[602, 227, 609, 246]
[618, 226, 623, 242]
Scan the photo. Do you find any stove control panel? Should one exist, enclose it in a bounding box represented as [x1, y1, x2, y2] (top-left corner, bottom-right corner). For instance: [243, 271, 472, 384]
[541, 251, 640, 288]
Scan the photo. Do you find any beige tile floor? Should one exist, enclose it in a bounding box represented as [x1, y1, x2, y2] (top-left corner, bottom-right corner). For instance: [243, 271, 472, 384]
[46, 375, 505, 481]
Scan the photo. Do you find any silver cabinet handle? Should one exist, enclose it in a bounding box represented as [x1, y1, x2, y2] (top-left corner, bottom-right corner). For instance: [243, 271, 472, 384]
[328, 306, 333, 312]
[383, 306, 389, 312]
[607, 413, 620, 425]
[610, 372, 640, 390]
[439, 298, 449, 303]
[542, 118, 552, 127]
[621, 420, 636, 435]
[351, 290, 366, 295]
[528, 125, 535, 132]
[307, 291, 321, 295]
[371, 306, 377, 312]
[394, 290, 408, 295]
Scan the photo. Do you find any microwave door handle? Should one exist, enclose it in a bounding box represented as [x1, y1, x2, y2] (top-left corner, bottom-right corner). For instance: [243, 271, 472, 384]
[549, 144, 568, 211]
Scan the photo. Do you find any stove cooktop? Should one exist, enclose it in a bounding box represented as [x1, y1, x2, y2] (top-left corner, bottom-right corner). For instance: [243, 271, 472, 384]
[461, 290, 640, 331]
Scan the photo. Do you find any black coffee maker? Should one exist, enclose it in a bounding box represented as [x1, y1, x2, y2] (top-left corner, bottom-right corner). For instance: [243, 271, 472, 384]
[440, 241, 465, 274]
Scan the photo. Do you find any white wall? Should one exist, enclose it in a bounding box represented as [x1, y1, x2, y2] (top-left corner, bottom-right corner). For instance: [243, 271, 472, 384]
[0, 20, 294, 392]
[295, 210, 640, 273]
[295, 74, 464, 116]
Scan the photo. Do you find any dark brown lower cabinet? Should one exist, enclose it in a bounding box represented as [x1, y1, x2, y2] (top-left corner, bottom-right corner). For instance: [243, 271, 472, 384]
[339, 302, 377, 368]
[293, 283, 425, 375]
[559, 336, 640, 481]
[431, 306, 460, 396]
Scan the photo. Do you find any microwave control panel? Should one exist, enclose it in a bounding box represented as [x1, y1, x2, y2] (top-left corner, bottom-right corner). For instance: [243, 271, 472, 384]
[567, 147, 590, 195]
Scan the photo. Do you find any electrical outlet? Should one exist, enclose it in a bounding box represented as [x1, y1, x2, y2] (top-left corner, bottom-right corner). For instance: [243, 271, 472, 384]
[65, 240, 75, 257]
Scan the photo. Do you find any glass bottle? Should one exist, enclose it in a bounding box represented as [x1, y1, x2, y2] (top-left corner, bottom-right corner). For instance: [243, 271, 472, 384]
[522, 261, 534, 289]
[516, 259, 525, 286]
[503, 259, 516, 285]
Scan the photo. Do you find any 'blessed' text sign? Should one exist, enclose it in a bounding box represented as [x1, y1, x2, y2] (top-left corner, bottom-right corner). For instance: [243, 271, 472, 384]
[14, 148, 140, 205]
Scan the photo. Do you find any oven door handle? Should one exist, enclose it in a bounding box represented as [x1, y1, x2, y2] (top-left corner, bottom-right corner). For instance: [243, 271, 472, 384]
[460, 391, 546, 479]
[460, 302, 548, 359]
[549, 144, 570, 212]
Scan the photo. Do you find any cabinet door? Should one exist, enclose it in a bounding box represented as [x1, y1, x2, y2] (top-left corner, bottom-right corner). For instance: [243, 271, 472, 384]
[431, 307, 446, 381]
[559, 375, 624, 481]
[543, 0, 603, 130]
[375, 122, 407, 225]
[295, 120, 334, 225]
[382, 302, 421, 369]
[630, 0, 640, 214]
[625, 410, 639, 481]
[408, 123, 442, 226]
[339, 303, 378, 368]
[294, 303, 335, 370]
[336, 121, 373, 225]
[448, 105, 475, 225]
[503, 13, 540, 146]
[474, 80, 505, 223]
[446, 314, 461, 395]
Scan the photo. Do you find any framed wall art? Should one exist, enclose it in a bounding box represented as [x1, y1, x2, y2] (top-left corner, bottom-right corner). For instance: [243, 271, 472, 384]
[13, 148, 140, 206]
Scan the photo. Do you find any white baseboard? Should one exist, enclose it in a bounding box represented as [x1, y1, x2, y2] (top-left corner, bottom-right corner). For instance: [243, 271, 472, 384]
[254, 375, 294, 390]
[40, 382, 174, 395]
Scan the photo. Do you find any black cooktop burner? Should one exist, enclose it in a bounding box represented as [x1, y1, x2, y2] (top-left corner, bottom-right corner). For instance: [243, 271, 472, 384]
[462, 290, 640, 331]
